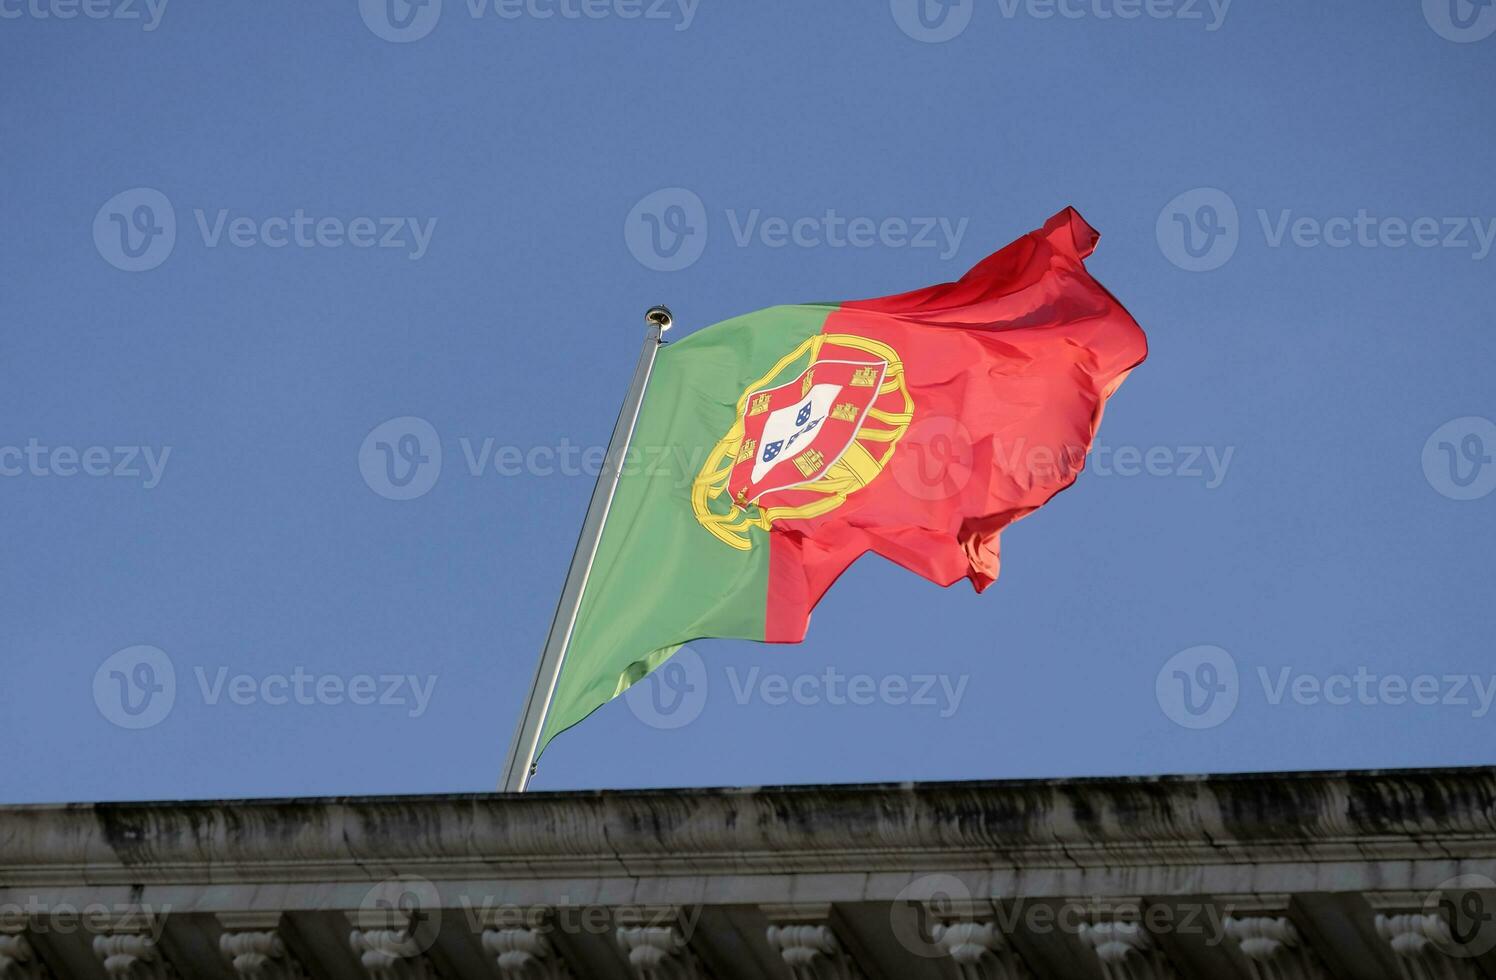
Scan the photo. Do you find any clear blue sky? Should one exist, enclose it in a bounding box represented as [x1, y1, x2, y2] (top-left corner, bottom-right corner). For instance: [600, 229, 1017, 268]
[2, 1, 1494, 803]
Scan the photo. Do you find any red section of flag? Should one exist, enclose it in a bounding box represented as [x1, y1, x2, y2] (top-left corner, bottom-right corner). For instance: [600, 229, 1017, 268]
[765, 207, 1148, 642]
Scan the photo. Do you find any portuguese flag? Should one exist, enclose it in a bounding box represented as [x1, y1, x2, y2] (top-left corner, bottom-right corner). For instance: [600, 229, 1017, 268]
[539, 207, 1147, 753]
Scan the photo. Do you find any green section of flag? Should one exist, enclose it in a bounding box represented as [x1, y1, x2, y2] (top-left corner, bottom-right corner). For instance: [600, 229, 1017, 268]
[537, 304, 835, 754]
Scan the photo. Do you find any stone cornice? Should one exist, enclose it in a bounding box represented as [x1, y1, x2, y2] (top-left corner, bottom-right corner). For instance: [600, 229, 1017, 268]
[0, 772, 1490, 891]
[5, 769, 1496, 979]
[2, 767, 1494, 890]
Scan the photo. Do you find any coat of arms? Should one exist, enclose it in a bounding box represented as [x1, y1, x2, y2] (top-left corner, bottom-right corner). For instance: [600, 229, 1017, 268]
[692, 333, 913, 550]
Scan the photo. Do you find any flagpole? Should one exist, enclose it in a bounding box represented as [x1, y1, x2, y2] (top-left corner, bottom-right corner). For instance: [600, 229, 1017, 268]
[499, 305, 672, 792]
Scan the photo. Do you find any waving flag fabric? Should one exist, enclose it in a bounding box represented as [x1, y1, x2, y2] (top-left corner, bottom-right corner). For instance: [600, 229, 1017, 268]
[538, 207, 1148, 753]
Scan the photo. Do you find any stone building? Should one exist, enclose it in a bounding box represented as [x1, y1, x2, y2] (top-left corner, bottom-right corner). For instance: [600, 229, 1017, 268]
[1, 767, 1494, 978]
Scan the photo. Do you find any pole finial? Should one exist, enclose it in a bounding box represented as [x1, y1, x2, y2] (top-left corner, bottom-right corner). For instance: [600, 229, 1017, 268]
[646, 306, 673, 332]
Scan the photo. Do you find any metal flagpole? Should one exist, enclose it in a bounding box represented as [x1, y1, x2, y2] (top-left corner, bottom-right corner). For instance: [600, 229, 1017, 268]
[499, 305, 672, 792]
